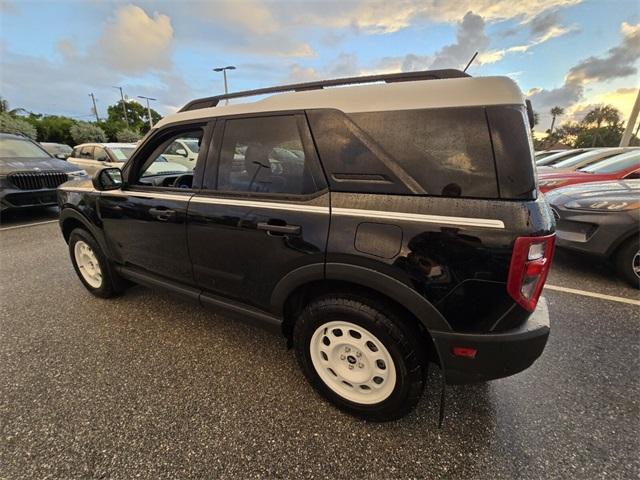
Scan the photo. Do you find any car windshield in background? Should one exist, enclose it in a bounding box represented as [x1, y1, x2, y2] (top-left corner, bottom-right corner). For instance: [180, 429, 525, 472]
[110, 147, 135, 161]
[0, 137, 50, 159]
[43, 144, 72, 156]
[552, 150, 623, 169]
[536, 150, 584, 166]
[183, 140, 200, 153]
[580, 152, 640, 174]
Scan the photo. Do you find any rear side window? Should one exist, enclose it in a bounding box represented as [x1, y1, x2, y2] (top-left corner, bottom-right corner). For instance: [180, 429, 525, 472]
[308, 108, 499, 198]
[350, 108, 498, 198]
[216, 115, 324, 195]
[80, 146, 94, 158]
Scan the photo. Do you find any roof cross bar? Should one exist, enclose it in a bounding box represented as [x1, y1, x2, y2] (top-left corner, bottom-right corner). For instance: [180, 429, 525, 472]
[179, 69, 470, 112]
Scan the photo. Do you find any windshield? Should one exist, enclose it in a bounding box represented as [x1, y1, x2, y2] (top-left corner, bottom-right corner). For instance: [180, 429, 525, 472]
[580, 152, 640, 174]
[183, 140, 200, 153]
[553, 150, 622, 169]
[43, 144, 72, 156]
[0, 137, 50, 159]
[537, 150, 584, 166]
[109, 147, 135, 161]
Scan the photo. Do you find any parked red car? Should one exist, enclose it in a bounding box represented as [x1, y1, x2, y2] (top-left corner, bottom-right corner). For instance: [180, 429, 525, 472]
[538, 150, 640, 193]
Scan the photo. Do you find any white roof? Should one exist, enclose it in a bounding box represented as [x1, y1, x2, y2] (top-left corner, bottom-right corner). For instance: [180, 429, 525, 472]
[156, 76, 524, 129]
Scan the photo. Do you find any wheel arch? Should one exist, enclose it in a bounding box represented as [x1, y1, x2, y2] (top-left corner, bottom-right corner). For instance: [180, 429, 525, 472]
[59, 208, 111, 257]
[273, 263, 452, 362]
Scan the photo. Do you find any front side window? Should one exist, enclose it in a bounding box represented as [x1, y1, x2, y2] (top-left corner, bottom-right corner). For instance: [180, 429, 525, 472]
[217, 115, 319, 195]
[94, 147, 109, 162]
[136, 129, 203, 187]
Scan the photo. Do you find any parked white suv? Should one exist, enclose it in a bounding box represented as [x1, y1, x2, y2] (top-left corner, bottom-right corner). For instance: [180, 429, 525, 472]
[68, 143, 189, 176]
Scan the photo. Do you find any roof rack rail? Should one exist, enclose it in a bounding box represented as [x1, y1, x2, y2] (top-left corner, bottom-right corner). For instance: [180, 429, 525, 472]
[179, 69, 470, 112]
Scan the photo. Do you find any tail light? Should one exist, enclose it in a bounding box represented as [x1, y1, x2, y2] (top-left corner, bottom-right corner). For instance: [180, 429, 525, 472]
[507, 234, 555, 312]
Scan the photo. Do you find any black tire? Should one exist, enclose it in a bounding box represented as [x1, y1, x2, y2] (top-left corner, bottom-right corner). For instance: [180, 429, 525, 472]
[293, 294, 428, 421]
[615, 236, 640, 289]
[68, 228, 126, 298]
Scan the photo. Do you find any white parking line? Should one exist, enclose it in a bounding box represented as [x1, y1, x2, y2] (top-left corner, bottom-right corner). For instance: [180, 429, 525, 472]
[0, 220, 58, 231]
[545, 284, 640, 306]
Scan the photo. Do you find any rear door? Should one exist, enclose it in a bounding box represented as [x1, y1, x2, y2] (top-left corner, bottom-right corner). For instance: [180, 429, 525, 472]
[188, 113, 330, 310]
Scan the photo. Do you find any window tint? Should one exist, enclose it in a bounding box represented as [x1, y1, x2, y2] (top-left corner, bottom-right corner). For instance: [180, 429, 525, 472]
[138, 130, 201, 181]
[217, 116, 320, 195]
[308, 108, 499, 198]
[94, 147, 109, 161]
[349, 108, 498, 197]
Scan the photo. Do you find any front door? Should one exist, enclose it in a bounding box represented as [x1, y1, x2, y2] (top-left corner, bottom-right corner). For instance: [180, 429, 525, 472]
[98, 124, 211, 284]
[188, 114, 330, 310]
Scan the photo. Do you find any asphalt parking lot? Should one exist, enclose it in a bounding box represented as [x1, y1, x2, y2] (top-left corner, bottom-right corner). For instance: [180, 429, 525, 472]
[1, 209, 639, 479]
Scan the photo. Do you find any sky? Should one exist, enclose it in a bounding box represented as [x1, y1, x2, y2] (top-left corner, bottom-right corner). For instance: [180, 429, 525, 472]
[0, 0, 639, 131]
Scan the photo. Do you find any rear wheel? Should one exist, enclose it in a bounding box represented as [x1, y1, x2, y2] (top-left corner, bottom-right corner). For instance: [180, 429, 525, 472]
[68, 228, 126, 298]
[615, 236, 640, 289]
[293, 294, 428, 421]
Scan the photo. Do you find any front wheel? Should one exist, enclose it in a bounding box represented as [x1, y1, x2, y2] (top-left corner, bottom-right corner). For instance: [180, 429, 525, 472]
[293, 295, 428, 421]
[615, 236, 640, 289]
[68, 228, 125, 298]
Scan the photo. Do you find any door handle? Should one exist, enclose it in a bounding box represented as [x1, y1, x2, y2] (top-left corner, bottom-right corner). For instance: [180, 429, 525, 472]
[256, 221, 301, 235]
[149, 207, 176, 221]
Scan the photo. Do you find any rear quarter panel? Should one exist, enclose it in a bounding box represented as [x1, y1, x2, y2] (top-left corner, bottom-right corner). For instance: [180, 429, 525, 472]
[327, 192, 555, 333]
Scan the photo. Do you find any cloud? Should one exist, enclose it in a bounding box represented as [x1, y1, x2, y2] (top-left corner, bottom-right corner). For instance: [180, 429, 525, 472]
[528, 21, 640, 128]
[98, 5, 174, 74]
[288, 0, 583, 34]
[430, 12, 489, 69]
[1, 4, 192, 117]
[566, 21, 640, 84]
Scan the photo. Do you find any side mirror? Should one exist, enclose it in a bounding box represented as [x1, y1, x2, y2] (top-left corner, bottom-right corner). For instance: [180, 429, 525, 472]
[175, 148, 188, 157]
[55, 153, 68, 160]
[92, 167, 123, 191]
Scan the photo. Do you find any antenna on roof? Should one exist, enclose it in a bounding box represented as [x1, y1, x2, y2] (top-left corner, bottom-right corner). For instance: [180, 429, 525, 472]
[463, 52, 478, 73]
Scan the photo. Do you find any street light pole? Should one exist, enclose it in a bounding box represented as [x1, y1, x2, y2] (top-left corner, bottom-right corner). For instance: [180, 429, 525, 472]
[137, 95, 157, 128]
[213, 66, 236, 104]
[112, 86, 129, 125]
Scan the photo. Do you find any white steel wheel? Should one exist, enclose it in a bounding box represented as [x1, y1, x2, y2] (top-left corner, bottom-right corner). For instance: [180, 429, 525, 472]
[74, 240, 103, 288]
[309, 320, 397, 405]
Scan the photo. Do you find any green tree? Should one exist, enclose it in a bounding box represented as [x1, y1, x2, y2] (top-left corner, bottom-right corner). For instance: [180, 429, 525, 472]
[581, 105, 622, 147]
[116, 127, 141, 142]
[31, 115, 77, 144]
[0, 112, 37, 139]
[106, 100, 161, 136]
[70, 122, 107, 144]
[549, 106, 564, 133]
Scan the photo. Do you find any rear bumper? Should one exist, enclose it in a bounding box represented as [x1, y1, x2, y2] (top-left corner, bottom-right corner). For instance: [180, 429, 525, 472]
[431, 298, 550, 384]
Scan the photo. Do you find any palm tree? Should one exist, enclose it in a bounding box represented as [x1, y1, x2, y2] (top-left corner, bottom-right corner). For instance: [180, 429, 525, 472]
[583, 105, 621, 129]
[582, 105, 622, 146]
[549, 106, 564, 133]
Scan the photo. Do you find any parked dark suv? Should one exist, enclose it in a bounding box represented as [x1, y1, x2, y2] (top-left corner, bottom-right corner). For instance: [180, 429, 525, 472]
[58, 70, 555, 420]
[1, 133, 87, 212]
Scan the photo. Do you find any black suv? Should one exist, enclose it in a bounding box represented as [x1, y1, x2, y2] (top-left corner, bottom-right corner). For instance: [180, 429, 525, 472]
[58, 70, 555, 420]
[0, 133, 87, 212]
